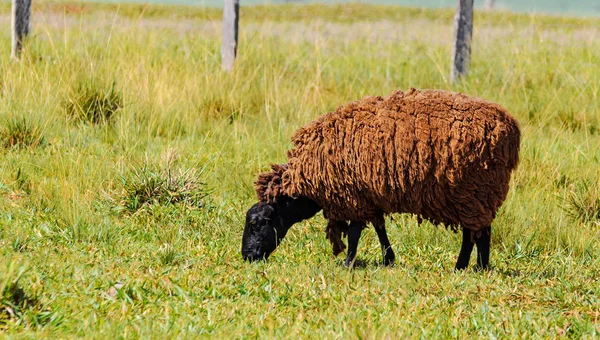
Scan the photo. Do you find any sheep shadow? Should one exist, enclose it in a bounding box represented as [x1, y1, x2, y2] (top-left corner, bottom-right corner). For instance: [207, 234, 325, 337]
[338, 258, 393, 269]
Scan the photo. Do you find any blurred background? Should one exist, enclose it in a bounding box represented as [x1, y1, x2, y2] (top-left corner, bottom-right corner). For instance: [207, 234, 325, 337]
[92, 0, 600, 17]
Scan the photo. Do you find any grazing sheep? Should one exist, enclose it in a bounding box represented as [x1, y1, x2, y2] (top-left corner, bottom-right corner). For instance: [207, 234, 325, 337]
[242, 88, 520, 270]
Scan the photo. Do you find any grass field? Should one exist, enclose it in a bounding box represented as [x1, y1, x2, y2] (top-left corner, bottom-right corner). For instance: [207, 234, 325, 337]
[0, 1, 599, 337]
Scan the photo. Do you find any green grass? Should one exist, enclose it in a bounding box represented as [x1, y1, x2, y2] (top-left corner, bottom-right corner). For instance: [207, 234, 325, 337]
[0, 117, 45, 150]
[65, 80, 123, 125]
[116, 151, 209, 214]
[0, 2, 599, 337]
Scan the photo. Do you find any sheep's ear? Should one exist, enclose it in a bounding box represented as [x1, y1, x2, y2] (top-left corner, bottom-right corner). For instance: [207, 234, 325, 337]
[260, 205, 275, 220]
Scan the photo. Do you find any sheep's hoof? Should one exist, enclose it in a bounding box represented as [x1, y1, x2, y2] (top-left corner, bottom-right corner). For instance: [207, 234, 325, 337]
[475, 264, 490, 272]
[454, 264, 490, 272]
[383, 254, 395, 266]
[455, 264, 469, 271]
[343, 258, 367, 269]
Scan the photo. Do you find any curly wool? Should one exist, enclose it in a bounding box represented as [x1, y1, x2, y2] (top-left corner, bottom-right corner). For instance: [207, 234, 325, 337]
[257, 88, 520, 233]
[255, 163, 288, 203]
[325, 220, 349, 256]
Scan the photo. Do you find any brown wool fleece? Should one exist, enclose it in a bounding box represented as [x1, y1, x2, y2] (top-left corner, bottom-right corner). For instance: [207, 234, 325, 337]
[256, 88, 520, 238]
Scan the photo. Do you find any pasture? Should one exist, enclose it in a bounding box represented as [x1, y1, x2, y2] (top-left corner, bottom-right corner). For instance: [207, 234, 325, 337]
[0, 2, 599, 337]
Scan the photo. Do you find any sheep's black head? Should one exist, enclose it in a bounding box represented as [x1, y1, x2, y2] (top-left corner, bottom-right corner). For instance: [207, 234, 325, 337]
[241, 201, 286, 262]
[242, 196, 321, 262]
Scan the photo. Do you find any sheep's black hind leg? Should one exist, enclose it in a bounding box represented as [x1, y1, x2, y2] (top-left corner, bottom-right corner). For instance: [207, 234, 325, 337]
[373, 220, 395, 266]
[455, 228, 474, 270]
[344, 221, 364, 268]
[474, 227, 491, 270]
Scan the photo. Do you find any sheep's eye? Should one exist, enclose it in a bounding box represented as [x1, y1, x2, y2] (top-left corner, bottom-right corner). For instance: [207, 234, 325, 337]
[250, 220, 257, 225]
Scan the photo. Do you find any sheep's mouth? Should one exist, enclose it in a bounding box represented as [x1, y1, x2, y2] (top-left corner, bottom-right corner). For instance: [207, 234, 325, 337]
[242, 252, 269, 262]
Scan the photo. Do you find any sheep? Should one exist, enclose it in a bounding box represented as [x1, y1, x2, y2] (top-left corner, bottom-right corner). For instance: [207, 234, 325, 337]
[241, 88, 520, 270]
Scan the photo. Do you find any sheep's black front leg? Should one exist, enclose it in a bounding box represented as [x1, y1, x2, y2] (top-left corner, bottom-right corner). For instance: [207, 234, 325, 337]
[373, 220, 395, 266]
[344, 221, 364, 268]
[455, 227, 474, 270]
[474, 227, 491, 270]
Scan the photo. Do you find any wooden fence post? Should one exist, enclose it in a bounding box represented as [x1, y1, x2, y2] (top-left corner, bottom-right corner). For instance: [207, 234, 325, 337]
[222, 0, 240, 72]
[450, 0, 473, 83]
[11, 0, 32, 60]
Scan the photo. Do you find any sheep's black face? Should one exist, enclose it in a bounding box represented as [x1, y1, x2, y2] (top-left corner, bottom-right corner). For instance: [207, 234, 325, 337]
[242, 202, 288, 262]
[241, 195, 321, 262]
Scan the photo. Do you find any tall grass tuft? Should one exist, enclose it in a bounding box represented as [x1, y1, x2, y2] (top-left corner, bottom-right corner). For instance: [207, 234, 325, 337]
[118, 151, 209, 214]
[65, 81, 122, 125]
[565, 182, 600, 224]
[0, 118, 44, 150]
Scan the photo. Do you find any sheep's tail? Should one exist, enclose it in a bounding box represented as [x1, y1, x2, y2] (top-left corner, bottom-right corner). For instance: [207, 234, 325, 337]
[491, 108, 521, 172]
[506, 119, 521, 171]
[255, 163, 289, 203]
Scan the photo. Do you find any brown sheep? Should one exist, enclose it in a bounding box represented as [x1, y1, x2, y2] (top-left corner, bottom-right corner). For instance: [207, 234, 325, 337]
[242, 88, 520, 270]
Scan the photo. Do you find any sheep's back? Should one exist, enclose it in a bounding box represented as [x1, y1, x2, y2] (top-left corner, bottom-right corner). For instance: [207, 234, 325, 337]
[283, 89, 520, 230]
